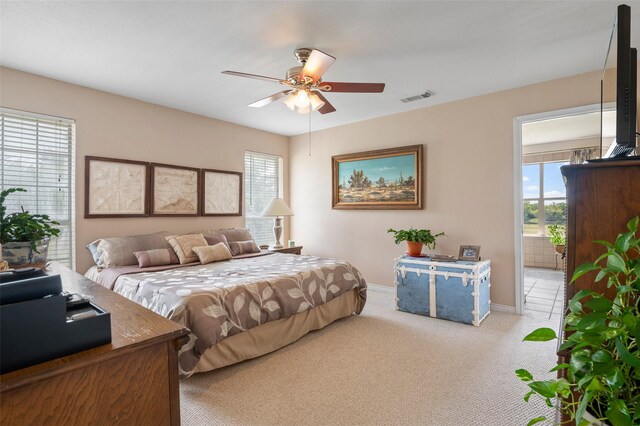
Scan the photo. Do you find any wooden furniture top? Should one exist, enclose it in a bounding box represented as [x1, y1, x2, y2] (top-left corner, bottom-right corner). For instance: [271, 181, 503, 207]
[0, 262, 189, 392]
[561, 158, 639, 171]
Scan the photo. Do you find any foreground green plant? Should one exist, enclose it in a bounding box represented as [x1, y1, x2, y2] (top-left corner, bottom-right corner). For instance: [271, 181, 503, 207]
[387, 227, 445, 250]
[0, 187, 60, 252]
[516, 216, 640, 426]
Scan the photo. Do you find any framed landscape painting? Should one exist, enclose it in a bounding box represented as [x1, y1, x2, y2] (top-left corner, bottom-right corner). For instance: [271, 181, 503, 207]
[85, 156, 150, 218]
[150, 163, 200, 216]
[201, 169, 242, 216]
[332, 145, 423, 210]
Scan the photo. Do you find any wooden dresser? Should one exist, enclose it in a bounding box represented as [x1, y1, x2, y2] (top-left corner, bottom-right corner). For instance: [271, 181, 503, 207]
[562, 160, 640, 302]
[0, 263, 190, 426]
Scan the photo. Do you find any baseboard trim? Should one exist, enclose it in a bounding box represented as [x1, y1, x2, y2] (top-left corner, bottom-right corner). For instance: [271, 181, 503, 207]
[491, 303, 516, 314]
[367, 283, 394, 294]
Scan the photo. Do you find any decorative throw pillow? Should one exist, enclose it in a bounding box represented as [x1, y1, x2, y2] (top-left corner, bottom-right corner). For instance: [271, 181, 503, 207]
[133, 248, 179, 268]
[202, 233, 230, 250]
[165, 234, 208, 264]
[192, 243, 232, 265]
[217, 228, 254, 243]
[228, 240, 261, 256]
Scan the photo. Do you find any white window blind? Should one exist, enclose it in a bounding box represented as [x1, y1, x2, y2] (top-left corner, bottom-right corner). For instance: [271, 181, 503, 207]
[244, 151, 283, 245]
[1, 109, 75, 268]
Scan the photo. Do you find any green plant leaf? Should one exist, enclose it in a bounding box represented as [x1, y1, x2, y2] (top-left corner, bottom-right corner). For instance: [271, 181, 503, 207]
[576, 312, 607, 332]
[604, 369, 625, 390]
[523, 327, 557, 342]
[584, 296, 613, 312]
[527, 380, 557, 398]
[606, 252, 627, 274]
[527, 417, 547, 426]
[627, 216, 639, 232]
[575, 390, 593, 424]
[615, 337, 640, 368]
[592, 349, 613, 364]
[606, 399, 632, 426]
[595, 269, 608, 282]
[615, 231, 634, 253]
[571, 263, 600, 283]
[549, 363, 570, 372]
[523, 390, 534, 402]
[515, 369, 533, 382]
[586, 377, 606, 392]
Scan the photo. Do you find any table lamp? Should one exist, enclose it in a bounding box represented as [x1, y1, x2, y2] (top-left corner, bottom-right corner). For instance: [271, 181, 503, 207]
[261, 198, 294, 249]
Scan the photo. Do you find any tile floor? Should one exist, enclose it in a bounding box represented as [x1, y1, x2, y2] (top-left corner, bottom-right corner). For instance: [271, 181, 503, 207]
[524, 267, 564, 322]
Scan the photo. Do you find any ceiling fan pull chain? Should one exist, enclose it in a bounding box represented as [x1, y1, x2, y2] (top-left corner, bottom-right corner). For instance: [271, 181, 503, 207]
[308, 111, 312, 157]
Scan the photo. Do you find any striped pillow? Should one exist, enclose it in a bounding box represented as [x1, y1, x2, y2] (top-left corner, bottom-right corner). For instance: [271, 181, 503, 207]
[228, 240, 261, 256]
[165, 234, 208, 264]
[134, 249, 179, 268]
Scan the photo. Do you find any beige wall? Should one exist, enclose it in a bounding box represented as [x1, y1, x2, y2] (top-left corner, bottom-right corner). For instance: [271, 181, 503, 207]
[0, 67, 289, 273]
[289, 68, 616, 308]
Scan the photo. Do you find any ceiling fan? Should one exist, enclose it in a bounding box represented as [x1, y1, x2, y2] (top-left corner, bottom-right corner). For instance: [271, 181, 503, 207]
[222, 47, 385, 114]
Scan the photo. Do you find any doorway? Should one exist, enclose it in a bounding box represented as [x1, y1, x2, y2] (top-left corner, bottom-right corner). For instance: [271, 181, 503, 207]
[513, 103, 615, 316]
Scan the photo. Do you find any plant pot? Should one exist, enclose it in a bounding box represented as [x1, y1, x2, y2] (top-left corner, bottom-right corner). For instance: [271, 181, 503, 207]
[554, 244, 565, 254]
[1, 239, 50, 270]
[406, 241, 424, 256]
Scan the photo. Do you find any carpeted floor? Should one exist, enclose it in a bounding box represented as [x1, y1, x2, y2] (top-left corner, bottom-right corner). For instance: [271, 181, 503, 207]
[180, 288, 558, 425]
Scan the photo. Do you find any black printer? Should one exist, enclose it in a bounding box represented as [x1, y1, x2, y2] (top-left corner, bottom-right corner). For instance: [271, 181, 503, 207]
[0, 268, 112, 374]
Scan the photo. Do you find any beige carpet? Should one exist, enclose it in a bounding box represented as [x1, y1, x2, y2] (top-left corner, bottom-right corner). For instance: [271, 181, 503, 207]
[181, 288, 557, 425]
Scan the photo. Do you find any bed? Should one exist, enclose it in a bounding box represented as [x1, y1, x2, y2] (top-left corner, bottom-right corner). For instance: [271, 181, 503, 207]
[86, 252, 367, 376]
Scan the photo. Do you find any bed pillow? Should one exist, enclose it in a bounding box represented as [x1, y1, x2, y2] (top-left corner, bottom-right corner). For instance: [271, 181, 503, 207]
[217, 228, 254, 243]
[86, 241, 101, 265]
[93, 231, 173, 268]
[165, 234, 208, 264]
[202, 232, 230, 250]
[133, 248, 179, 268]
[192, 243, 232, 265]
[228, 240, 261, 256]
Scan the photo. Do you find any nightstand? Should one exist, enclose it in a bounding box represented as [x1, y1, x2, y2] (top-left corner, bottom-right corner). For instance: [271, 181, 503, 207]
[269, 246, 303, 255]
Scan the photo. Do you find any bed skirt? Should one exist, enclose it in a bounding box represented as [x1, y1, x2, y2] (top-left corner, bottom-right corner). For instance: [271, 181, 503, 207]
[189, 288, 361, 375]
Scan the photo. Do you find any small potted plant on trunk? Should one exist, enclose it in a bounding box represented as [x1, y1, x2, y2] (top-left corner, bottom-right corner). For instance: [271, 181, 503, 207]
[387, 227, 445, 257]
[1, 187, 60, 269]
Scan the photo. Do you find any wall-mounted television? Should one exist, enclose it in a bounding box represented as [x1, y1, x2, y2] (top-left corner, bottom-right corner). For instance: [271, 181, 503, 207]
[600, 4, 638, 159]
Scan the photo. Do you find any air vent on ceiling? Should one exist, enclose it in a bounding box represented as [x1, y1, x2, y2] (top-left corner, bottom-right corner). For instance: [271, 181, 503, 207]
[400, 91, 434, 103]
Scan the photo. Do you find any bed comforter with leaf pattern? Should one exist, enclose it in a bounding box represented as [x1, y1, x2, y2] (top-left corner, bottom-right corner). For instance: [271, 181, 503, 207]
[111, 253, 367, 375]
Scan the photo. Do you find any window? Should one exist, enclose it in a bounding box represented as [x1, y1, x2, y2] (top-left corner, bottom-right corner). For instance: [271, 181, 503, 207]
[523, 161, 567, 235]
[244, 151, 283, 245]
[1, 109, 75, 268]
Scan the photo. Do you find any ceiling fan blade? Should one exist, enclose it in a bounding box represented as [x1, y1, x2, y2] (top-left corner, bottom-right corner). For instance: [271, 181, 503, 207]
[319, 82, 385, 93]
[313, 92, 336, 114]
[248, 90, 292, 108]
[301, 49, 336, 83]
[222, 70, 287, 85]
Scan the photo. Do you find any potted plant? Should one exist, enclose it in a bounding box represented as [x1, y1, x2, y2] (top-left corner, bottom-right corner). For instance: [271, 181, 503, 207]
[0, 187, 60, 269]
[387, 227, 444, 256]
[548, 224, 566, 255]
[516, 216, 639, 425]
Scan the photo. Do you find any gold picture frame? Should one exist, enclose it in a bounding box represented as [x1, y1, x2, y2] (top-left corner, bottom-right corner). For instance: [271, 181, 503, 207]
[331, 145, 423, 210]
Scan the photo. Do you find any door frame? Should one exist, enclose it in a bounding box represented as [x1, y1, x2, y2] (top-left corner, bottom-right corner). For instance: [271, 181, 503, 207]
[512, 103, 614, 315]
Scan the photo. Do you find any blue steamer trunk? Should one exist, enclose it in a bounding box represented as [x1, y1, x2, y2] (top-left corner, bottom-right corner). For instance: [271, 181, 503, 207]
[394, 256, 491, 326]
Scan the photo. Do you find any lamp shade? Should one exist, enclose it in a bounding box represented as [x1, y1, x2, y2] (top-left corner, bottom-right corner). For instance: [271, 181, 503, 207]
[261, 198, 294, 217]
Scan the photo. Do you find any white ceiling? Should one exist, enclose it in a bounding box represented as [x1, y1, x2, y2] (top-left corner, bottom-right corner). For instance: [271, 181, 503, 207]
[522, 110, 616, 145]
[1, 1, 639, 137]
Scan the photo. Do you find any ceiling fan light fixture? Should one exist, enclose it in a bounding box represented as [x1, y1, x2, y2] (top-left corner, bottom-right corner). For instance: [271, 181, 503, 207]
[309, 93, 325, 111]
[295, 89, 311, 108]
[283, 92, 297, 110]
[297, 105, 311, 114]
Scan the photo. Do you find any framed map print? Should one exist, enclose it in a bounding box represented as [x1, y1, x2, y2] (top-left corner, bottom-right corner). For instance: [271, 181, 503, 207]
[150, 163, 200, 216]
[85, 156, 149, 218]
[201, 169, 242, 216]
